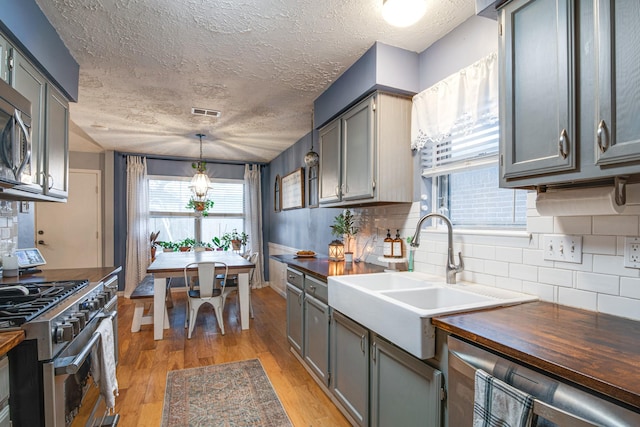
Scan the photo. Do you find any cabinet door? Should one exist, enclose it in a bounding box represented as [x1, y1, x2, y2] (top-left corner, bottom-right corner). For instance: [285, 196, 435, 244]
[342, 96, 374, 201]
[330, 311, 368, 427]
[0, 34, 10, 84]
[370, 336, 442, 427]
[500, 0, 576, 182]
[303, 294, 329, 385]
[595, 0, 640, 166]
[285, 283, 304, 356]
[44, 85, 69, 198]
[13, 51, 45, 189]
[319, 119, 341, 204]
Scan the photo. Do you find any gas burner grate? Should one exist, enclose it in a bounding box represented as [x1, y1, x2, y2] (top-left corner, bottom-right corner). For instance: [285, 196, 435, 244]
[0, 280, 89, 327]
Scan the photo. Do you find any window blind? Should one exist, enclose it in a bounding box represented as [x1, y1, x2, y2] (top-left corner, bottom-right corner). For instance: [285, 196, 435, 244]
[148, 178, 244, 215]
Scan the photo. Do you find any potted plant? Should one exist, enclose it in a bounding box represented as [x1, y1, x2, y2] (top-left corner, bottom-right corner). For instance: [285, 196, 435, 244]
[330, 209, 359, 262]
[156, 240, 178, 252]
[150, 231, 160, 260]
[222, 229, 248, 252]
[212, 236, 230, 251]
[186, 198, 214, 216]
[178, 238, 196, 252]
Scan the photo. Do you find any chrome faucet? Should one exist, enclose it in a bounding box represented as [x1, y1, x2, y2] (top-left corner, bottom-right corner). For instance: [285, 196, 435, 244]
[410, 213, 464, 284]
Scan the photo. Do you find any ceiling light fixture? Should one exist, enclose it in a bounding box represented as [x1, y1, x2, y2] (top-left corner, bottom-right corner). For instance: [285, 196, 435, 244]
[189, 133, 212, 200]
[382, 0, 427, 27]
[304, 111, 319, 168]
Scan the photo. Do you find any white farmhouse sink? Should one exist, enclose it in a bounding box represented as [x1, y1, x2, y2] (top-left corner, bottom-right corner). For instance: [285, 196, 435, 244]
[328, 272, 537, 359]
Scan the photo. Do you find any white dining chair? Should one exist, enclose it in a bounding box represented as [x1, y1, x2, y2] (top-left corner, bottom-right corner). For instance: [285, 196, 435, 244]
[183, 261, 228, 338]
[221, 251, 258, 318]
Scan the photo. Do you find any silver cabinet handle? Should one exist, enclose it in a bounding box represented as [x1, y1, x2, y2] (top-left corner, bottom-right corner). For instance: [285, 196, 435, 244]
[597, 120, 609, 153]
[360, 334, 365, 353]
[372, 341, 377, 362]
[335, 185, 340, 198]
[308, 285, 316, 293]
[558, 128, 569, 159]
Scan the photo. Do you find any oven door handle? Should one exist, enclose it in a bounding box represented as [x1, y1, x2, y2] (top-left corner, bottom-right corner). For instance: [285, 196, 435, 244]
[54, 311, 117, 376]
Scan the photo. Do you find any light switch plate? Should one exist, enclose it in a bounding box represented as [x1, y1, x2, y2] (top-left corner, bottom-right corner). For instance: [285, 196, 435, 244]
[543, 234, 583, 264]
[623, 237, 640, 269]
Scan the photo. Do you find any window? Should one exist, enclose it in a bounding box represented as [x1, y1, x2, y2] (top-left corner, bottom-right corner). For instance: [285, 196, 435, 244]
[421, 121, 527, 228]
[148, 176, 244, 245]
[413, 53, 527, 229]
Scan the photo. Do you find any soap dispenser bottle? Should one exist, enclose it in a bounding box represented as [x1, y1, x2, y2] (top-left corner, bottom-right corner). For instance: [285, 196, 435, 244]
[393, 230, 403, 259]
[383, 229, 393, 257]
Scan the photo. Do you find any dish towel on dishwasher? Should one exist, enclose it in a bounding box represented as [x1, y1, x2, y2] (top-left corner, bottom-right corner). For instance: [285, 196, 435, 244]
[91, 318, 119, 412]
[473, 368, 535, 427]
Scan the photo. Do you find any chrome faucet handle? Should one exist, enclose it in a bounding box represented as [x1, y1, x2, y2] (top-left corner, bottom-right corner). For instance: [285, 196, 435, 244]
[454, 251, 464, 273]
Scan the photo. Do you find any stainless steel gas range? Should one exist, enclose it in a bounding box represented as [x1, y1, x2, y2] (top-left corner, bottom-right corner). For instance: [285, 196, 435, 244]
[2, 274, 119, 427]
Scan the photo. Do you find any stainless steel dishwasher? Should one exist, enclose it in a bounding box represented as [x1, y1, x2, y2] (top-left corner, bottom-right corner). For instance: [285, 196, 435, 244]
[447, 336, 640, 427]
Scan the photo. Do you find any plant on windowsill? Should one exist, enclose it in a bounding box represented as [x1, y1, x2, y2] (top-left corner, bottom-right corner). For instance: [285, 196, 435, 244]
[330, 209, 359, 262]
[178, 238, 196, 252]
[186, 198, 214, 216]
[212, 236, 230, 251]
[156, 241, 179, 252]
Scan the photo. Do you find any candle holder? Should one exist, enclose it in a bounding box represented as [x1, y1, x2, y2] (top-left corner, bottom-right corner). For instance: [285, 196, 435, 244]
[328, 240, 345, 261]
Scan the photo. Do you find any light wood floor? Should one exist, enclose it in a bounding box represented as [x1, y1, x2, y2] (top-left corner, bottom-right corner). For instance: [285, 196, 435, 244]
[113, 286, 350, 427]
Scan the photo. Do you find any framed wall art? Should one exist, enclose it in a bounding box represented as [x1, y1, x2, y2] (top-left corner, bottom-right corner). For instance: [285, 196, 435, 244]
[281, 167, 304, 210]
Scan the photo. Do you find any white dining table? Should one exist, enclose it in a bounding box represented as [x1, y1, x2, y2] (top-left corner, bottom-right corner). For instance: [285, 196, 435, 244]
[146, 250, 255, 340]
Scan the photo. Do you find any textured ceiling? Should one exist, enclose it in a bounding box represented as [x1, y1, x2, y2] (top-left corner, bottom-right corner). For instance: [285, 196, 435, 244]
[35, 0, 475, 162]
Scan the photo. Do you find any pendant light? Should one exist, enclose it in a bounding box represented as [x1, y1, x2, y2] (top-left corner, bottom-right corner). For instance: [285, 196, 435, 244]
[382, 0, 427, 27]
[189, 133, 212, 200]
[304, 111, 319, 167]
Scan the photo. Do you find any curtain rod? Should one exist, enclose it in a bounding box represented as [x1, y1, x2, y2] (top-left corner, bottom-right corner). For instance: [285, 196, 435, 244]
[117, 151, 268, 166]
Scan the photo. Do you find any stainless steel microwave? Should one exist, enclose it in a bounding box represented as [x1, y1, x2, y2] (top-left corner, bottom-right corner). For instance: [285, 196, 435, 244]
[0, 78, 32, 188]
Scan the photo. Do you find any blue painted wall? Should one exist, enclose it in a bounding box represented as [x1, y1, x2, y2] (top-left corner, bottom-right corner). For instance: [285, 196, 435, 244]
[0, 0, 79, 101]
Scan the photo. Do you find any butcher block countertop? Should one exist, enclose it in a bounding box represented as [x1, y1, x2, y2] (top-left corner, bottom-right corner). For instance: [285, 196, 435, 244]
[272, 254, 386, 281]
[0, 266, 121, 285]
[433, 301, 640, 411]
[0, 331, 24, 355]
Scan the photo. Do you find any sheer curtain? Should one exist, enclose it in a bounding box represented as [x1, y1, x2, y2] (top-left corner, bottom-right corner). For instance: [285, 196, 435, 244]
[411, 52, 498, 150]
[244, 164, 264, 288]
[124, 156, 149, 297]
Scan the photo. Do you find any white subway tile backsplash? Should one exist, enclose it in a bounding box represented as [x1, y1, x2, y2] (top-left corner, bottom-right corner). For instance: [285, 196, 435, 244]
[495, 247, 523, 263]
[598, 295, 640, 321]
[620, 277, 640, 299]
[593, 254, 640, 278]
[554, 216, 591, 234]
[509, 263, 538, 281]
[356, 201, 640, 321]
[538, 267, 573, 287]
[592, 215, 638, 236]
[583, 235, 617, 255]
[527, 216, 555, 234]
[484, 260, 509, 277]
[576, 272, 619, 295]
[558, 288, 597, 311]
[523, 281, 556, 302]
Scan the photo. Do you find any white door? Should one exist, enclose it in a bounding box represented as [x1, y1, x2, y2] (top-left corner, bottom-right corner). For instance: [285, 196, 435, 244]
[35, 169, 102, 269]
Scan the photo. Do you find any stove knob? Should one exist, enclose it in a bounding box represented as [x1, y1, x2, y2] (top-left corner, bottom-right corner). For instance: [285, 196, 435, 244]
[96, 295, 107, 307]
[71, 313, 86, 329]
[78, 309, 91, 322]
[54, 324, 73, 343]
[79, 301, 91, 311]
[67, 317, 81, 335]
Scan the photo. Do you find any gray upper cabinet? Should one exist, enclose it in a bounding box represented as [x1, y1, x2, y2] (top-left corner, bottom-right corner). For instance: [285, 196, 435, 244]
[500, 0, 577, 182]
[318, 91, 413, 207]
[0, 34, 10, 84]
[500, 0, 640, 189]
[594, 0, 640, 166]
[13, 51, 46, 191]
[44, 85, 69, 198]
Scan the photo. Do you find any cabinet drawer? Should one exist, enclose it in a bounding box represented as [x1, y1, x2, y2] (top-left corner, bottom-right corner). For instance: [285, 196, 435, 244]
[305, 275, 328, 304]
[286, 268, 303, 289]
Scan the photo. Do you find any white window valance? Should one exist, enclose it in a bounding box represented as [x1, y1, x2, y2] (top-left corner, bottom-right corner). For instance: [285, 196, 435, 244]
[411, 52, 498, 151]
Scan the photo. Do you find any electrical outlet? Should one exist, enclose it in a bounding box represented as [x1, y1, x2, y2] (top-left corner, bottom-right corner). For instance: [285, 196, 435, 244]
[623, 237, 640, 268]
[543, 234, 583, 264]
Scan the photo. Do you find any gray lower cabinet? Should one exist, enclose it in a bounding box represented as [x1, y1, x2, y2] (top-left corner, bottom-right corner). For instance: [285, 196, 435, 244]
[286, 282, 303, 356]
[303, 275, 330, 386]
[370, 335, 443, 427]
[330, 310, 369, 427]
